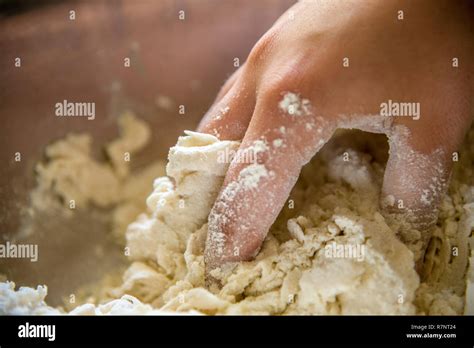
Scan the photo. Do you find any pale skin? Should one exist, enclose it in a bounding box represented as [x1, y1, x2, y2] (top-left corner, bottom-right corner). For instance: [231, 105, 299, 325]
[198, 0, 473, 276]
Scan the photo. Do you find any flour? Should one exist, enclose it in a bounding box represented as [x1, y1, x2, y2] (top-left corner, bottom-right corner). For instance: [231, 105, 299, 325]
[248, 139, 269, 157]
[1, 125, 473, 315]
[237, 164, 269, 190]
[206, 161, 270, 259]
[278, 92, 312, 116]
[273, 139, 284, 148]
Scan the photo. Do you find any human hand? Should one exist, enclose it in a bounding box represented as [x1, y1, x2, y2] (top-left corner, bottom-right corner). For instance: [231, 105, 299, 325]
[197, 0, 473, 275]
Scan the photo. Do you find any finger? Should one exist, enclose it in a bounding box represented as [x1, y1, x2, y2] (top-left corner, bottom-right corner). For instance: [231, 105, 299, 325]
[204, 89, 335, 281]
[381, 122, 458, 275]
[215, 66, 242, 103]
[197, 65, 255, 140]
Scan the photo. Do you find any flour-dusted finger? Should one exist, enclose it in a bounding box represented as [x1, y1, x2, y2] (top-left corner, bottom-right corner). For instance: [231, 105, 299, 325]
[197, 66, 255, 141]
[204, 85, 335, 284]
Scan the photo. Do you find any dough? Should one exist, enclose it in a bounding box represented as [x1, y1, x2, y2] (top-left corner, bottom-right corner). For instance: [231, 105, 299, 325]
[0, 281, 171, 315]
[121, 131, 419, 314]
[27, 111, 166, 241]
[1, 125, 473, 315]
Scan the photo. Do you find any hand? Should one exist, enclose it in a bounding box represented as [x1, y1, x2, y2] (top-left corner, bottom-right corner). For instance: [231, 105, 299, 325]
[197, 0, 473, 275]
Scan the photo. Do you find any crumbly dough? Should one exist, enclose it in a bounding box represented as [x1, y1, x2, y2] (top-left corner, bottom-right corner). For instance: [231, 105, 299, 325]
[28, 111, 165, 241]
[0, 281, 171, 315]
[1, 125, 473, 315]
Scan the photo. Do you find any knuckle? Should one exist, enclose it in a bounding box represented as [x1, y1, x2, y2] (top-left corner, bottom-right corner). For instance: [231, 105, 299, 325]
[246, 30, 278, 68]
[258, 67, 302, 102]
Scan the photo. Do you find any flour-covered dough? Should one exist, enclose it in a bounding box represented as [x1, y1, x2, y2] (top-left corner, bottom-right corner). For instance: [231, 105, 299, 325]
[1, 126, 473, 315]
